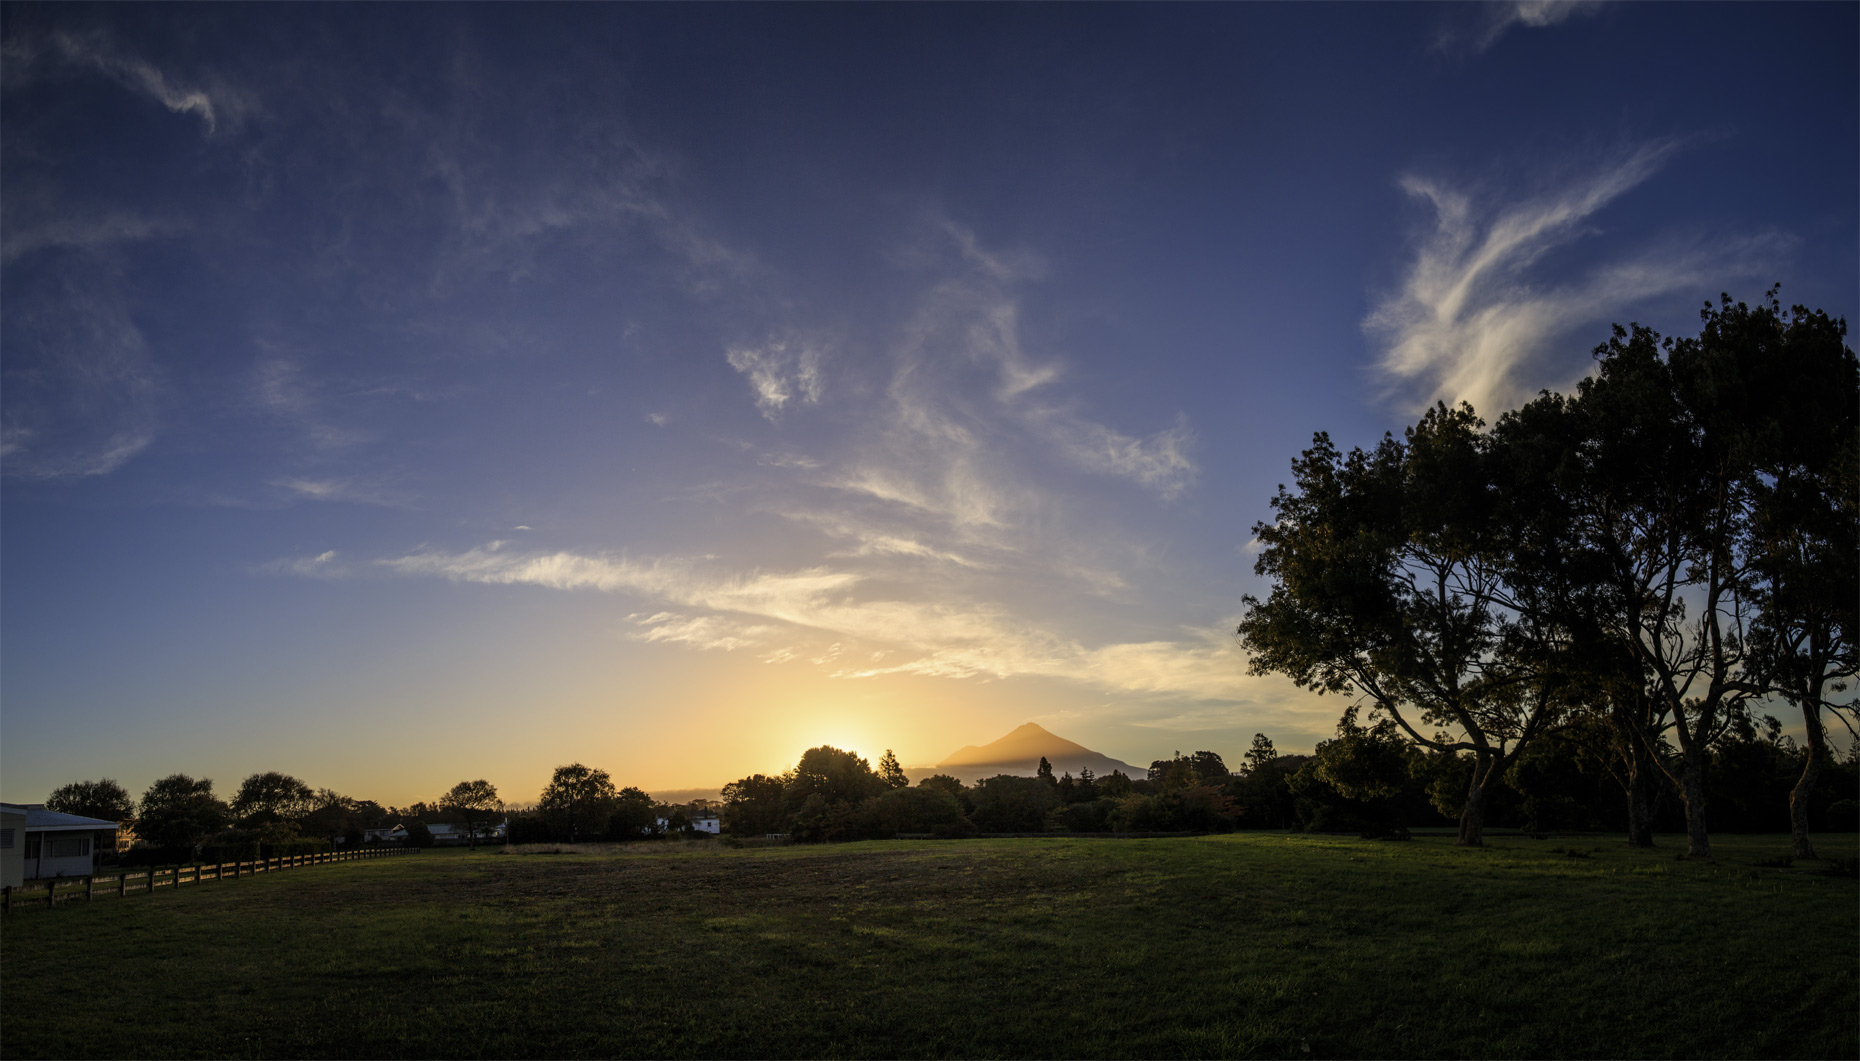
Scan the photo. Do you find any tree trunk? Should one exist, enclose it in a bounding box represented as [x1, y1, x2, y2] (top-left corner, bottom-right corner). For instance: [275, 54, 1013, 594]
[1790, 697, 1826, 861]
[1624, 736, 1661, 847]
[1457, 771, 1489, 847]
[1678, 751, 1712, 860]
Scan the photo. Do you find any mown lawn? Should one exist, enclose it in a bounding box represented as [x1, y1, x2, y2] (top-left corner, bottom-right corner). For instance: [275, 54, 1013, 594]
[2, 833, 1854, 1059]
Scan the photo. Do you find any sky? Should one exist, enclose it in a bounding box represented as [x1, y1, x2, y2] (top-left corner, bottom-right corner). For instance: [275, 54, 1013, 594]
[3, 3, 1855, 807]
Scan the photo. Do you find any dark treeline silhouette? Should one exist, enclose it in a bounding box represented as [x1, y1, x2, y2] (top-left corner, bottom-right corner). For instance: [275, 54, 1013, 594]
[499, 763, 718, 844]
[41, 771, 522, 865]
[1239, 291, 1858, 857]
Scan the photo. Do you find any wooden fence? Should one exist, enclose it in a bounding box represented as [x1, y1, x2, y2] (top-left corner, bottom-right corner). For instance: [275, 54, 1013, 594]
[2, 845, 419, 914]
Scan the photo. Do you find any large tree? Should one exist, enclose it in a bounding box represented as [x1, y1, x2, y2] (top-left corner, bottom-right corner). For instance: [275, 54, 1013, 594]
[1238, 403, 1569, 845]
[231, 771, 316, 827]
[720, 773, 789, 837]
[45, 778, 136, 822]
[137, 774, 231, 854]
[1541, 298, 1852, 860]
[1735, 297, 1858, 859]
[1490, 388, 1676, 847]
[784, 746, 887, 810]
[538, 764, 617, 841]
[440, 779, 503, 849]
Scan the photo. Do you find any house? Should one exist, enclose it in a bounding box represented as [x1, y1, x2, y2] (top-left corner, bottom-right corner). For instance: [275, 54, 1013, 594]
[655, 814, 722, 835]
[1, 804, 25, 889]
[0, 804, 118, 886]
[427, 821, 507, 845]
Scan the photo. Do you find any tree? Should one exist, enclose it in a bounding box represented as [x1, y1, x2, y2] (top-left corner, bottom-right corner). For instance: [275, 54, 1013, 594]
[721, 773, 790, 836]
[873, 785, 969, 835]
[968, 775, 1059, 833]
[300, 789, 359, 845]
[877, 749, 910, 789]
[440, 780, 502, 849]
[1037, 756, 1055, 785]
[45, 779, 135, 822]
[1529, 298, 1836, 859]
[1239, 404, 1568, 846]
[231, 772, 315, 827]
[1242, 734, 1277, 776]
[607, 786, 658, 839]
[538, 764, 618, 841]
[137, 774, 230, 854]
[1736, 297, 1858, 858]
[784, 746, 886, 810]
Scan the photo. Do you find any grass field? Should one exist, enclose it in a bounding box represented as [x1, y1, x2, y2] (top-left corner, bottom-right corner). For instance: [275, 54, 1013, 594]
[3, 833, 1854, 1059]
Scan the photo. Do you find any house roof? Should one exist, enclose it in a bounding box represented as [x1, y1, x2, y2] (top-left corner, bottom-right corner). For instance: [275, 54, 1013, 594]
[11, 806, 121, 831]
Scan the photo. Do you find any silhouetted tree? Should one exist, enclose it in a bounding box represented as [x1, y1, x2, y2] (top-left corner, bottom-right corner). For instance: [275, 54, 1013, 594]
[785, 746, 887, 811]
[440, 779, 502, 849]
[607, 786, 659, 839]
[137, 774, 230, 855]
[539, 764, 617, 841]
[721, 773, 790, 836]
[877, 749, 910, 789]
[1239, 404, 1569, 845]
[968, 775, 1058, 833]
[45, 779, 135, 822]
[231, 772, 315, 827]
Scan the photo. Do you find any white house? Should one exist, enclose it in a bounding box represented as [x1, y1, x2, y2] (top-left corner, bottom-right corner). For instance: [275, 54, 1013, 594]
[1, 804, 25, 889]
[655, 814, 722, 835]
[0, 804, 118, 885]
[427, 821, 507, 845]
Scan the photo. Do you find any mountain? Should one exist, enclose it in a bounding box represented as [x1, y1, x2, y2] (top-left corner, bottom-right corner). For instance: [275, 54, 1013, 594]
[911, 723, 1144, 785]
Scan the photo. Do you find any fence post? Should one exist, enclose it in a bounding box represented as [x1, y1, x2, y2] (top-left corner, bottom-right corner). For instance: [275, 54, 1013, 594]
[119, 872, 128, 897]
[47, 880, 56, 908]
[87, 875, 94, 902]
[2, 885, 9, 913]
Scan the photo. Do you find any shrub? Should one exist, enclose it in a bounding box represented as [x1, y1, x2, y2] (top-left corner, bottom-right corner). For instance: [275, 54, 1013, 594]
[1825, 799, 1859, 832]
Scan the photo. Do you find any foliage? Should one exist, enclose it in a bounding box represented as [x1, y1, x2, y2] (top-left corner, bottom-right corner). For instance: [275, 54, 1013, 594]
[720, 773, 789, 836]
[967, 774, 1058, 833]
[136, 774, 231, 853]
[1239, 403, 1569, 846]
[877, 749, 909, 789]
[440, 779, 503, 846]
[538, 763, 618, 841]
[604, 786, 660, 839]
[231, 771, 316, 827]
[873, 785, 967, 835]
[785, 746, 888, 810]
[44, 778, 135, 821]
[1148, 751, 1230, 790]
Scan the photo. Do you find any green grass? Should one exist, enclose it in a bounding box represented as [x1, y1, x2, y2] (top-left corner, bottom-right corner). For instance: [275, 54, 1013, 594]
[3, 834, 1854, 1059]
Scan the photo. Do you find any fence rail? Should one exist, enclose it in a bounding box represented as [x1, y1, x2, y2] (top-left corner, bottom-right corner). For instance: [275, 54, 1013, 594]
[2, 845, 419, 914]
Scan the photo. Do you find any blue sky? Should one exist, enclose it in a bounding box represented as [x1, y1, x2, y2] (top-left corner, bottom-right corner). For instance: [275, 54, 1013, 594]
[3, 3, 1854, 805]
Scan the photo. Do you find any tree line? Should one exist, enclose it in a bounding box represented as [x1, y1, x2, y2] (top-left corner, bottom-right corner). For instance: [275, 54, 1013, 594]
[42, 772, 510, 861]
[1238, 291, 1857, 858]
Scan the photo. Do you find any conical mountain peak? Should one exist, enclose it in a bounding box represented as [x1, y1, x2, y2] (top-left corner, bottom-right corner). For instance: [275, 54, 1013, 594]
[925, 722, 1142, 783]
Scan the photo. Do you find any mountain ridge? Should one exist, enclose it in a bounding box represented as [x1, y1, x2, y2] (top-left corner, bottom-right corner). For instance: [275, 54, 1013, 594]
[912, 722, 1143, 784]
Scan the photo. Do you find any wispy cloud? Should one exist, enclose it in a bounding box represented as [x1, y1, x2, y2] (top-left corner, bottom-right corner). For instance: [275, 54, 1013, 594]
[252, 357, 373, 451]
[257, 550, 345, 578]
[3, 30, 257, 134]
[1039, 413, 1196, 499]
[274, 477, 411, 508]
[358, 540, 1285, 707]
[1437, 1, 1608, 55]
[726, 336, 824, 419]
[1, 262, 160, 480]
[1364, 141, 1785, 415]
[0, 209, 182, 267]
